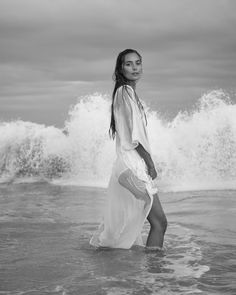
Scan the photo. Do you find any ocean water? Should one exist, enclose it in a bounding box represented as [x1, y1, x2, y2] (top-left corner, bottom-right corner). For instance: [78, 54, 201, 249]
[0, 183, 235, 295]
[0, 89, 236, 294]
[0, 89, 236, 191]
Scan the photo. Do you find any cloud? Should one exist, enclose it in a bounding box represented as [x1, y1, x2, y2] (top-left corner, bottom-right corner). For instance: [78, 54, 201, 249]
[0, 0, 236, 125]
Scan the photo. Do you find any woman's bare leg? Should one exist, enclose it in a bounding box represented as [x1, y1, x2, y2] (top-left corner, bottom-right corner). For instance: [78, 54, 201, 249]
[146, 193, 167, 248]
[118, 170, 167, 248]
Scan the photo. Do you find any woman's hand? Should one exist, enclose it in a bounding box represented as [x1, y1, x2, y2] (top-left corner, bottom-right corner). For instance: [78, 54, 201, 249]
[135, 144, 158, 180]
[147, 165, 157, 180]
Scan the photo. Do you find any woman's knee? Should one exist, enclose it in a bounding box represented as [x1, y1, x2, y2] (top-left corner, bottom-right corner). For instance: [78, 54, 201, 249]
[161, 214, 168, 233]
[148, 212, 167, 233]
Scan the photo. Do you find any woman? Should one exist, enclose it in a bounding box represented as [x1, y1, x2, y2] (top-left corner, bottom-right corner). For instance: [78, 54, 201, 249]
[90, 49, 167, 249]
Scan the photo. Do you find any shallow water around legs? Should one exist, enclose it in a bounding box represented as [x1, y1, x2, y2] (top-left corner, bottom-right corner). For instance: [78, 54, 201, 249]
[0, 183, 235, 294]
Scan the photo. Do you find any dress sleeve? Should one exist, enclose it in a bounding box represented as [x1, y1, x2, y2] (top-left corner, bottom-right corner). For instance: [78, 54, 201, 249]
[114, 85, 150, 153]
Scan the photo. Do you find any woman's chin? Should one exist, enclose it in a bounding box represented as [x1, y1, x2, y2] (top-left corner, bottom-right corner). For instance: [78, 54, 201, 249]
[129, 76, 141, 82]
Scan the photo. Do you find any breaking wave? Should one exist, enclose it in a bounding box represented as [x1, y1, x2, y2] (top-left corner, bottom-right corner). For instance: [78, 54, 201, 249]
[1, 90, 236, 192]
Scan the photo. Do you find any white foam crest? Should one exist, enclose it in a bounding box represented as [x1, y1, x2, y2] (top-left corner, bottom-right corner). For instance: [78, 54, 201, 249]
[59, 93, 115, 186]
[151, 89, 236, 191]
[0, 120, 71, 181]
[0, 90, 236, 191]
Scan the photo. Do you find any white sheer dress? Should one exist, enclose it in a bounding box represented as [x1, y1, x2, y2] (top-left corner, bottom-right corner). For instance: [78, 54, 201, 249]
[90, 84, 158, 249]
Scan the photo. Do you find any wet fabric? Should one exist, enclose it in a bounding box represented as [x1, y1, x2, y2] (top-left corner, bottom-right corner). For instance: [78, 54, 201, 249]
[90, 85, 158, 249]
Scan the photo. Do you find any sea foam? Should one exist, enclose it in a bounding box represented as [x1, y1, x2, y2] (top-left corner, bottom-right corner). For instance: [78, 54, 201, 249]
[0, 90, 236, 192]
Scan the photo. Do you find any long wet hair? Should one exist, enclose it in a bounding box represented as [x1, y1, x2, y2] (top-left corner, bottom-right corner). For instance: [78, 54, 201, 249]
[108, 49, 146, 139]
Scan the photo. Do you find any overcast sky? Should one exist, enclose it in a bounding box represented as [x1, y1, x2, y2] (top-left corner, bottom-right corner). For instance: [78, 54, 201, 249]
[1, 0, 236, 127]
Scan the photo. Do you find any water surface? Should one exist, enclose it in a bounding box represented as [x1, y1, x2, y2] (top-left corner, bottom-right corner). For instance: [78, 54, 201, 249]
[0, 183, 235, 294]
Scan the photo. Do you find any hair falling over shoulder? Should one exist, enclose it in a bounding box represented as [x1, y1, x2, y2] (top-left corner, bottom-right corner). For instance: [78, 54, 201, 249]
[109, 49, 142, 140]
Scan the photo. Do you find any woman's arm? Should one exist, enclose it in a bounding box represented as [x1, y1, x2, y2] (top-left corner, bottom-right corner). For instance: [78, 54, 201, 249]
[135, 143, 157, 180]
[115, 86, 157, 179]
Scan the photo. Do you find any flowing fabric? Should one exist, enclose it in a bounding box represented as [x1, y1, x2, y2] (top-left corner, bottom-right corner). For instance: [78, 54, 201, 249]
[90, 85, 158, 249]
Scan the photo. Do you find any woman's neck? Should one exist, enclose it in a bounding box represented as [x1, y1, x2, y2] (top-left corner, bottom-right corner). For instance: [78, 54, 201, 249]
[126, 80, 136, 91]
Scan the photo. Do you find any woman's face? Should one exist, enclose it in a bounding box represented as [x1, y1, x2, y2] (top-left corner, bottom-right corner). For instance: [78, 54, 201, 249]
[122, 52, 142, 82]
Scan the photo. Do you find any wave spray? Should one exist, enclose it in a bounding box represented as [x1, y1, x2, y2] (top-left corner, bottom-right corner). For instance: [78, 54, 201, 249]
[0, 90, 236, 191]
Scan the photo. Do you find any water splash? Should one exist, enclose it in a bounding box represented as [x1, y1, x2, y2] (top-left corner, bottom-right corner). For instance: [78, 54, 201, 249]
[152, 89, 236, 191]
[0, 90, 236, 191]
[0, 121, 71, 181]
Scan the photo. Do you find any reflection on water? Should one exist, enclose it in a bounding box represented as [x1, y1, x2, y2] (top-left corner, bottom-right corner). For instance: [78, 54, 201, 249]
[0, 184, 235, 294]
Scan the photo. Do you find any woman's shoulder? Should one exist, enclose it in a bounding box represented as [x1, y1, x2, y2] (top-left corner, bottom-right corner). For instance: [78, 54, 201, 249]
[116, 84, 134, 93]
[115, 84, 135, 102]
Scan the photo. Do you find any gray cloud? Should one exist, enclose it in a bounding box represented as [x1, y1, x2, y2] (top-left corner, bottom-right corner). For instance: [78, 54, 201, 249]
[0, 0, 236, 126]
